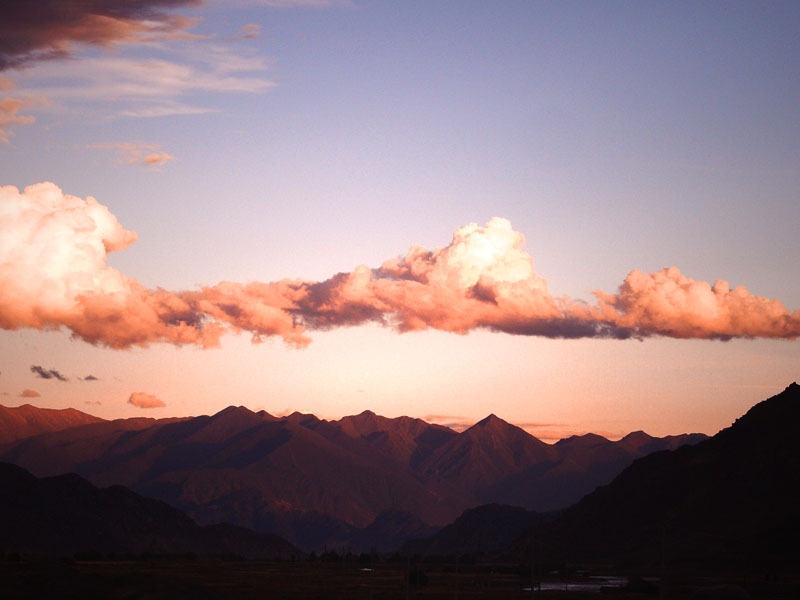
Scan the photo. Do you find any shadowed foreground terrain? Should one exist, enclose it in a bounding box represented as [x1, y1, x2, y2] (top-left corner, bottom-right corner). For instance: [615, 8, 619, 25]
[0, 557, 797, 599]
[0, 462, 300, 560]
[506, 382, 800, 576]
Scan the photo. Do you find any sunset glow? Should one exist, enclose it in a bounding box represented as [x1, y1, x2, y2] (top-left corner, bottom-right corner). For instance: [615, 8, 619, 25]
[1, 1, 798, 441]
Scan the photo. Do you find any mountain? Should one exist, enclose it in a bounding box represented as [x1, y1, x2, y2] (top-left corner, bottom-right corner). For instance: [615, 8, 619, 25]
[401, 504, 543, 558]
[419, 414, 556, 487]
[0, 462, 301, 559]
[507, 382, 800, 572]
[0, 404, 105, 445]
[0, 405, 706, 552]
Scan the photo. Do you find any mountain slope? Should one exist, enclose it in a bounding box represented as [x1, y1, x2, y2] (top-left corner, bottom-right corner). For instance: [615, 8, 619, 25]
[401, 504, 543, 558]
[508, 382, 800, 570]
[0, 462, 301, 559]
[0, 404, 105, 444]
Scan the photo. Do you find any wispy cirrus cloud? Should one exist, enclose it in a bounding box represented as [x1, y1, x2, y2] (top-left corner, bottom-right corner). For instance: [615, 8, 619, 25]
[85, 142, 175, 168]
[0, 0, 202, 71]
[0, 79, 48, 143]
[1, 182, 799, 351]
[1, 0, 274, 125]
[13, 48, 274, 119]
[229, 24, 262, 41]
[255, 0, 353, 6]
[422, 414, 473, 432]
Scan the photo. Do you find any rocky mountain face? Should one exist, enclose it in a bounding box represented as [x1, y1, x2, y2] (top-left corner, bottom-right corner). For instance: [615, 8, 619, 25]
[0, 403, 706, 552]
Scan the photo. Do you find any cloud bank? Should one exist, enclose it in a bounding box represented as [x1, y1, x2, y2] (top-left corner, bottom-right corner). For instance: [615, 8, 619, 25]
[128, 392, 165, 409]
[1, 182, 799, 350]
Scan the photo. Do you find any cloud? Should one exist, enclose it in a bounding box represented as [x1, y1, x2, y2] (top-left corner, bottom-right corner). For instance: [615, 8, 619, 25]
[1, 182, 799, 351]
[85, 142, 175, 168]
[14, 49, 274, 119]
[592, 267, 800, 340]
[229, 24, 262, 41]
[128, 392, 166, 408]
[422, 414, 473, 432]
[0, 95, 48, 143]
[83, 374, 99, 381]
[30, 365, 68, 381]
[0, 0, 202, 71]
[85, 400, 102, 406]
[19, 388, 40, 398]
[257, 0, 353, 6]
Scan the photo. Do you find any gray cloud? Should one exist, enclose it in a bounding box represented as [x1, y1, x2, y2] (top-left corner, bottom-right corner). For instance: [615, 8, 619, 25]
[0, 0, 201, 71]
[30, 365, 68, 381]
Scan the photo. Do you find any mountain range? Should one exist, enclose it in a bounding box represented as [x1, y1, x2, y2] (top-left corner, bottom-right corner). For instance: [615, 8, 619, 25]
[0, 403, 705, 551]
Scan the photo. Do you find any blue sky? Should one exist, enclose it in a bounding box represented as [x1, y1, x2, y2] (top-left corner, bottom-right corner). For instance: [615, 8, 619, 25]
[1, 1, 799, 439]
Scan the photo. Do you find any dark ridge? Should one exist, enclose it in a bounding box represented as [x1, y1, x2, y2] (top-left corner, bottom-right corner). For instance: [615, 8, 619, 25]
[0, 462, 302, 559]
[505, 382, 800, 573]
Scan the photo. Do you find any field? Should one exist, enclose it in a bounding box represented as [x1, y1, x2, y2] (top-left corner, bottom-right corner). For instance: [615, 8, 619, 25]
[1, 557, 797, 599]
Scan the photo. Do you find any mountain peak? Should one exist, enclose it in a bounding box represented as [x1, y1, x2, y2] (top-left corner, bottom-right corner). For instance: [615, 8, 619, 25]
[555, 432, 611, 447]
[474, 413, 505, 427]
[619, 430, 654, 444]
[215, 405, 255, 417]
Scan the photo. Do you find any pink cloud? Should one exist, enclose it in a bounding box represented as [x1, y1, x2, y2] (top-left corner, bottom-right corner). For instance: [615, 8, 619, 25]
[19, 388, 40, 398]
[0, 95, 48, 143]
[1, 182, 799, 351]
[229, 24, 262, 41]
[85, 142, 175, 168]
[592, 267, 800, 339]
[128, 392, 165, 409]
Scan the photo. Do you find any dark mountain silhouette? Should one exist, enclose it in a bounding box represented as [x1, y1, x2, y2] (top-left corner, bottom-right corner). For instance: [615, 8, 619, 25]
[349, 509, 440, 553]
[0, 404, 105, 444]
[401, 503, 544, 558]
[0, 462, 301, 559]
[0, 403, 705, 552]
[506, 382, 800, 572]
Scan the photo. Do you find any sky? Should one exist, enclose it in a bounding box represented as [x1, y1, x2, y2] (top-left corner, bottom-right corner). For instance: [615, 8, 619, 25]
[1, 1, 799, 441]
